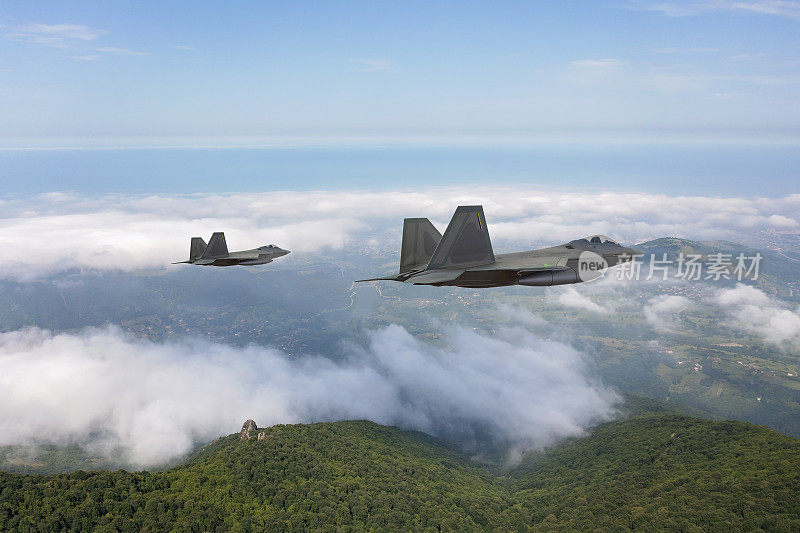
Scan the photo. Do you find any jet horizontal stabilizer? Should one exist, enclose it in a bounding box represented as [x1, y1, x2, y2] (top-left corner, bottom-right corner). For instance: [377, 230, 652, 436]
[355, 275, 404, 282]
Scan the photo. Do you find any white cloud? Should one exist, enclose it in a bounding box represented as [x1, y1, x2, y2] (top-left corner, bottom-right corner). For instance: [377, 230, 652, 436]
[654, 72, 800, 87]
[0, 324, 618, 467]
[767, 214, 798, 228]
[565, 57, 800, 93]
[730, 53, 769, 61]
[720, 0, 800, 18]
[0, 188, 796, 279]
[636, 0, 800, 20]
[644, 294, 692, 332]
[4, 23, 106, 47]
[3, 22, 147, 57]
[553, 286, 604, 313]
[96, 46, 149, 56]
[570, 58, 628, 68]
[651, 46, 718, 54]
[715, 284, 800, 348]
[566, 59, 630, 86]
[350, 58, 392, 72]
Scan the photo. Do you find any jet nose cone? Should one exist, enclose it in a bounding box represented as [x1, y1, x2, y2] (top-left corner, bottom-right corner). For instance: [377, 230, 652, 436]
[624, 246, 643, 257]
[280, 249, 291, 256]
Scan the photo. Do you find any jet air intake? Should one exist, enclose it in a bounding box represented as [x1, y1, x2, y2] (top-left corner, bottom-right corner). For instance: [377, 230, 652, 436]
[518, 269, 579, 287]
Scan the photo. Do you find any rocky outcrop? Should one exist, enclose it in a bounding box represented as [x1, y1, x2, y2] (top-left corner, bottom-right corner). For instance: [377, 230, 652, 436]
[240, 419, 258, 440]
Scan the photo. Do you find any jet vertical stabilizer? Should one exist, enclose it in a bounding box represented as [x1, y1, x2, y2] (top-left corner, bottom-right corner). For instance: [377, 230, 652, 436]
[426, 205, 495, 270]
[400, 218, 442, 273]
[190, 237, 207, 261]
[201, 232, 229, 259]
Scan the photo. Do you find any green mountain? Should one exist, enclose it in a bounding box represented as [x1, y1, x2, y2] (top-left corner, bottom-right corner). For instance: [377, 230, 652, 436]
[510, 414, 800, 531]
[2, 413, 799, 532]
[637, 237, 800, 300]
[0, 443, 131, 475]
[637, 237, 766, 257]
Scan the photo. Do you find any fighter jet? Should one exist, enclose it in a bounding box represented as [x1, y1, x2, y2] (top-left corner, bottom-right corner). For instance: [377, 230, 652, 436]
[173, 232, 290, 267]
[357, 205, 641, 288]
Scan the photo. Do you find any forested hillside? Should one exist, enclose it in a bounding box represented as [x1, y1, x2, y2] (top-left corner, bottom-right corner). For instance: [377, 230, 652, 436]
[510, 415, 800, 531]
[2, 415, 799, 531]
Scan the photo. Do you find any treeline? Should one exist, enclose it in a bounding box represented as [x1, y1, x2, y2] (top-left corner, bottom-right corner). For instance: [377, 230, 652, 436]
[2, 416, 799, 531]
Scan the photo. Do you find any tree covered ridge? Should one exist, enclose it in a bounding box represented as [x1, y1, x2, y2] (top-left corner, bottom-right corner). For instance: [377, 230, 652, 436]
[2, 415, 799, 532]
[510, 415, 800, 531]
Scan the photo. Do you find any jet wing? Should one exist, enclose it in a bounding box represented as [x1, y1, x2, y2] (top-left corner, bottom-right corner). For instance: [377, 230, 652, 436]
[476, 253, 570, 272]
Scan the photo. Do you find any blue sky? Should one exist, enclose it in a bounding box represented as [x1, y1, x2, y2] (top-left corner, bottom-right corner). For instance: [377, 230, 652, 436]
[1, 0, 800, 144]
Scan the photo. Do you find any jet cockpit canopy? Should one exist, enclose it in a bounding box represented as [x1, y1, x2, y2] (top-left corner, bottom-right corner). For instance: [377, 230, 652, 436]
[585, 235, 618, 245]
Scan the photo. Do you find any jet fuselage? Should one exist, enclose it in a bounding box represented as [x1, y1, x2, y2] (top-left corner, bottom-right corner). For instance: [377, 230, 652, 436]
[408, 239, 639, 288]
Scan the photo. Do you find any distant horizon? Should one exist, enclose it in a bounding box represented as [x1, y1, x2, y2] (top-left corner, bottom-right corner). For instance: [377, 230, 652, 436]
[3, 142, 799, 198]
[3, 131, 800, 151]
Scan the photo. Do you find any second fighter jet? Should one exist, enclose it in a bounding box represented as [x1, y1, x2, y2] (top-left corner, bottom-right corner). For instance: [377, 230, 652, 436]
[174, 232, 290, 267]
[357, 205, 640, 288]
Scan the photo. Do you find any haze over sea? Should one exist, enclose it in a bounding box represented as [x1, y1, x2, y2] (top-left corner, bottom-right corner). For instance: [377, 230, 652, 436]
[4, 142, 800, 197]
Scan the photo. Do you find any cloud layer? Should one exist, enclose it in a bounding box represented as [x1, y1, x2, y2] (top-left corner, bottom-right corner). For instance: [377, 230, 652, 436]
[0, 323, 617, 467]
[716, 284, 800, 348]
[1, 188, 797, 279]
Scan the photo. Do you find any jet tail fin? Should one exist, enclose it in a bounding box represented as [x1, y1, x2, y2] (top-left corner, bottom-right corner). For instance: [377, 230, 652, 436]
[426, 205, 494, 270]
[200, 232, 229, 259]
[400, 218, 442, 273]
[190, 237, 207, 261]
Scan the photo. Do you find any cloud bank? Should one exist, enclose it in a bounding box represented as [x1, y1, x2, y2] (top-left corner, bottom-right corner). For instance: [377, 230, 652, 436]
[0, 323, 617, 467]
[715, 284, 800, 349]
[1, 188, 797, 279]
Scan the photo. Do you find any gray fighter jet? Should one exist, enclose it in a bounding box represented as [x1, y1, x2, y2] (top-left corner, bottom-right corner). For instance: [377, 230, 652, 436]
[173, 232, 290, 267]
[357, 205, 641, 288]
